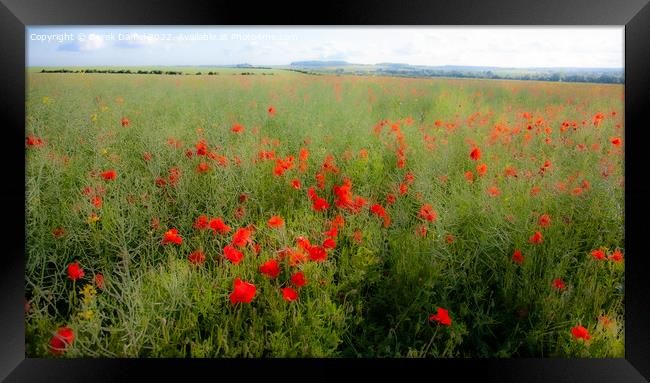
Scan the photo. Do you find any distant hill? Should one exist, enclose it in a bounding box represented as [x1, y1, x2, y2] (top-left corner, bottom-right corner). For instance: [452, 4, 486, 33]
[286, 60, 623, 84]
[290, 60, 350, 67]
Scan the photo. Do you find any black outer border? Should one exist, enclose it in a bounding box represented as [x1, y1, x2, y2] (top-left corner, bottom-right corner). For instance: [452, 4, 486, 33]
[1, 0, 649, 381]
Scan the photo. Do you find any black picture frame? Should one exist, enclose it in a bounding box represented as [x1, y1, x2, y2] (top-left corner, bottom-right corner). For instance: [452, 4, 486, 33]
[2, 0, 649, 381]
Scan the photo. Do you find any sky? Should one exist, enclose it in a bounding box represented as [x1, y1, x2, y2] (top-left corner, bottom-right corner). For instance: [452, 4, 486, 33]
[26, 27, 624, 68]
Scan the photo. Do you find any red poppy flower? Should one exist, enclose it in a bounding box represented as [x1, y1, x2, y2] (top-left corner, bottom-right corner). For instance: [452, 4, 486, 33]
[591, 249, 606, 260]
[193, 215, 209, 230]
[332, 215, 346, 228]
[188, 251, 206, 265]
[416, 225, 427, 237]
[100, 169, 116, 181]
[168, 167, 181, 185]
[470, 147, 481, 161]
[272, 156, 294, 176]
[353, 230, 363, 243]
[196, 162, 209, 173]
[232, 227, 252, 248]
[280, 248, 307, 267]
[552, 278, 565, 290]
[91, 195, 103, 208]
[268, 216, 284, 228]
[224, 245, 244, 264]
[370, 204, 386, 217]
[399, 183, 408, 195]
[307, 187, 317, 200]
[53, 227, 65, 238]
[418, 204, 437, 222]
[308, 246, 327, 262]
[428, 307, 452, 326]
[386, 193, 396, 205]
[209, 218, 231, 235]
[268, 106, 276, 116]
[121, 117, 130, 127]
[312, 197, 330, 212]
[610, 137, 622, 147]
[476, 163, 487, 177]
[322, 238, 336, 249]
[230, 278, 256, 304]
[512, 250, 524, 265]
[571, 325, 591, 340]
[281, 287, 298, 302]
[162, 228, 183, 245]
[155, 177, 167, 187]
[538, 214, 551, 228]
[234, 206, 245, 220]
[231, 124, 245, 133]
[504, 166, 517, 177]
[465, 170, 474, 183]
[323, 226, 338, 238]
[609, 249, 623, 262]
[195, 140, 208, 156]
[94, 273, 104, 290]
[291, 179, 301, 189]
[487, 186, 501, 197]
[529, 231, 543, 244]
[370, 204, 391, 227]
[26, 135, 44, 147]
[49, 326, 75, 355]
[67, 262, 84, 281]
[259, 259, 280, 278]
[291, 271, 306, 287]
[143, 152, 152, 161]
[296, 236, 312, 251]
[598, 315, 612, 328]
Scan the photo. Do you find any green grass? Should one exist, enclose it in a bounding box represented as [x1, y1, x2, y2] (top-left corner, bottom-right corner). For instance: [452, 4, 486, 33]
[25, 71, 624, 357]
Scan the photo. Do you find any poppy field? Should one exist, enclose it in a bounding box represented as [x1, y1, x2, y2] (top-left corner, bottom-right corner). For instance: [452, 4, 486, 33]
[25, 70, 624, 357]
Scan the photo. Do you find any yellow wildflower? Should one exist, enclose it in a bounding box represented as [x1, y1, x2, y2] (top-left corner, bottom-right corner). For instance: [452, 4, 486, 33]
[78, 310, 94, 320]
[87, 214, 100, 224]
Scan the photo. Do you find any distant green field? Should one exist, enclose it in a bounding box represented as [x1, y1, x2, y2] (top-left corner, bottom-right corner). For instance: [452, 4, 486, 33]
[25, 71, 624, 358]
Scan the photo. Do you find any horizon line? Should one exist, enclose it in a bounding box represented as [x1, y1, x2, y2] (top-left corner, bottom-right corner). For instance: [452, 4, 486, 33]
[26, 64, 625, 70]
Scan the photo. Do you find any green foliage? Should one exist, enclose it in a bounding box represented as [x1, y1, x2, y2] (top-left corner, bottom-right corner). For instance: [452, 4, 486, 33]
[25, 71, 624, 357]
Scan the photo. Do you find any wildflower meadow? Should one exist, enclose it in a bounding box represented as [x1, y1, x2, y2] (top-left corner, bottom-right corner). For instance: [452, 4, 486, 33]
[25, 69, 624, 357]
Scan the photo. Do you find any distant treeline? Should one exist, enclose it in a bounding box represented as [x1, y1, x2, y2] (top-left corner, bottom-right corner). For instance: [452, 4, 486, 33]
[372, 69, 624, 84]
[284, 69, 322, 76]
[38, 69, 275, 76]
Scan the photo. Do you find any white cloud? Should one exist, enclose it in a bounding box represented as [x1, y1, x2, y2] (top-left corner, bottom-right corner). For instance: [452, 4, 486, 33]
[78, 33, 106, 51]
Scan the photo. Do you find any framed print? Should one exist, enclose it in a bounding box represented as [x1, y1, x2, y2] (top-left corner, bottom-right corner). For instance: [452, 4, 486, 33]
[1, 0, 649, 381]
